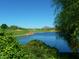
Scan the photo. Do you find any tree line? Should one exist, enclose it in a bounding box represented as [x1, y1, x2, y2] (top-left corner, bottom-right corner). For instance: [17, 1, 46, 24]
[0, 24, 26, 30]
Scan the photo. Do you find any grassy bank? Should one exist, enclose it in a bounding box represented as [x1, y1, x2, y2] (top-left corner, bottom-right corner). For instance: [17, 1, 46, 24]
[13, 29, 59, 37]
[21, 40, 59, 59]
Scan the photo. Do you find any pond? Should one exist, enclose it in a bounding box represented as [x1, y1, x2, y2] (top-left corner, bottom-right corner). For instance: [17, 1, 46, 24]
[17, 32, 72, 52]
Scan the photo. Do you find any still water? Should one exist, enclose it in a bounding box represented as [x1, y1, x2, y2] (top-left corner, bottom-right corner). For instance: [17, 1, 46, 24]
[17, 32, 71, 52]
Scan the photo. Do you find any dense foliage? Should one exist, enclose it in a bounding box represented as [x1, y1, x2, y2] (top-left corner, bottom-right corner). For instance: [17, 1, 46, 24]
[54, 0, 79, 52]
[21, 40, 59, 59]
[0, 31, 23, 59]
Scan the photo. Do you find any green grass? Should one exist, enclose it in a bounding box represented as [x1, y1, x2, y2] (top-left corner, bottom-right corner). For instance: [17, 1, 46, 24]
[0, 28, 58, 37]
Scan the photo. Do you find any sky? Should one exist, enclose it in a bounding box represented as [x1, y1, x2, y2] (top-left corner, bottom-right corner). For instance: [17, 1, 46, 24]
[0, 0, 57, 28]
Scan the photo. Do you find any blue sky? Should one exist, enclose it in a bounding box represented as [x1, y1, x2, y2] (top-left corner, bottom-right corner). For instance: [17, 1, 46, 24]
[0, 0, 57, 28]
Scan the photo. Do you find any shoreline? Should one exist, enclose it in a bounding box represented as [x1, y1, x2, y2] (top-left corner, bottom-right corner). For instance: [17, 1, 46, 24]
[15, 33, 34, 37]
[15, 31, 59, 37]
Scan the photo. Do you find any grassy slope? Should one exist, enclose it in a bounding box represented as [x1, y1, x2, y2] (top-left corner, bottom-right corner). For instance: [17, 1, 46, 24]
[21, 40, 59, 59]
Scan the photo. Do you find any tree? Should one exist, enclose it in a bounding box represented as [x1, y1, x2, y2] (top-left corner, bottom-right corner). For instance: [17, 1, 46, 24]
[53, 0, 79, 52]
[1, 24, 8, 29]
[10, 25, 18, 30]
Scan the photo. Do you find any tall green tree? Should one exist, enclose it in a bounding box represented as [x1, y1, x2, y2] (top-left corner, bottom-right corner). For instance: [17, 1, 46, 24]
[53, 0, 79, 52]
[1, 24, 8, 29]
